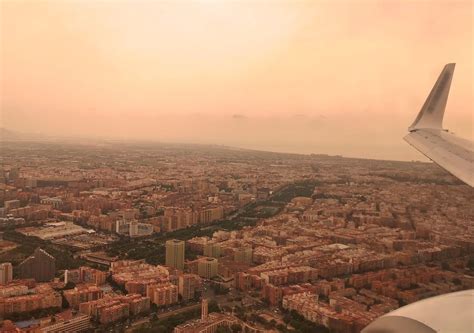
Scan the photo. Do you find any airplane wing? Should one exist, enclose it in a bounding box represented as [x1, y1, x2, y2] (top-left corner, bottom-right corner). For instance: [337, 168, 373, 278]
[404, 63, 474, 187]
[362, 289, 474, 333]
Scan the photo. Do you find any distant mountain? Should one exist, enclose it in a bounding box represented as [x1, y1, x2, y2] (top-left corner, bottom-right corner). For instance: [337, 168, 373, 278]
[0, 128, 21, 140]
[0, 128, 48, 141]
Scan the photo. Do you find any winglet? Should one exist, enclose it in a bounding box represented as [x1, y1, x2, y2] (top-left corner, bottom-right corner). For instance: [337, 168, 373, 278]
[409, 63, 455, 131]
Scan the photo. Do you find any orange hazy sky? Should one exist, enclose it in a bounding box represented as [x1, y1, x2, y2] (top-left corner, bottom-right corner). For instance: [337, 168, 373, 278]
[1, 0, 472, 160]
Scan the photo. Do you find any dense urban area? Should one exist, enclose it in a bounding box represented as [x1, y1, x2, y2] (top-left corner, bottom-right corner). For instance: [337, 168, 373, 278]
[0, 140, 473, 333]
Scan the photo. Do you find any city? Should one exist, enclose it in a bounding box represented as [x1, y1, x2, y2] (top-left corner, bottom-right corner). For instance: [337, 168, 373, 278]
[1, 1, 473, 332]
[0, 141, 472, 332]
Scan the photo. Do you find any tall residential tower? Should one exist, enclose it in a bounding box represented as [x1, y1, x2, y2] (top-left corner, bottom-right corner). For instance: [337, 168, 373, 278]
[0, 262, 13, 284]
[165, 239, 185, 270]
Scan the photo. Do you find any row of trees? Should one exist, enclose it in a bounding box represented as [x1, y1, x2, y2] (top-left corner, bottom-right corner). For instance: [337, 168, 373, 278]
[3, 306, 61, 322]
[133, 300, 220, 333]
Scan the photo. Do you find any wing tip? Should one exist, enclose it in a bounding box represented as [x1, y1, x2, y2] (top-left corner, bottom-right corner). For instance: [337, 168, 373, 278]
[408, 63, 456, 131]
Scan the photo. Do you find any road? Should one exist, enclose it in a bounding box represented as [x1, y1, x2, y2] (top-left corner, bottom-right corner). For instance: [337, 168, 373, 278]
[124, 303, 201, 332]
[157, 303, 201, 320]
